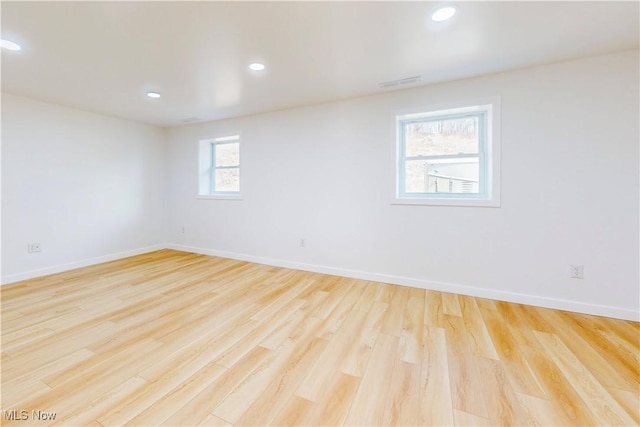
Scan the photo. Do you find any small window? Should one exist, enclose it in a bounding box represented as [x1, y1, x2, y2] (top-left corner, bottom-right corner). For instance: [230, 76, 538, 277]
[198, 134, 240, 197]
[395, 99, 500, 206]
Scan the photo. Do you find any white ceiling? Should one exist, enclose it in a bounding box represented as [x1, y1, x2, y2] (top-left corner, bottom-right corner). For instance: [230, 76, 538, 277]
[1, 1, 638, 128]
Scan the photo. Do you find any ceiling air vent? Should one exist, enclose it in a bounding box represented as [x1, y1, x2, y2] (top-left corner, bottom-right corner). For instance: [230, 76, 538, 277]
[181, 117, 200, 123]
[379, 76, 422, 89]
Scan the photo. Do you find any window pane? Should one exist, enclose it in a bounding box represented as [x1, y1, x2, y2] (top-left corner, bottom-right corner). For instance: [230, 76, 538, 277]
[215, 168, 239, 192]
[215, 142, 239, 167]
[405, 158, 479, 194]
[405, 116, 478, 157]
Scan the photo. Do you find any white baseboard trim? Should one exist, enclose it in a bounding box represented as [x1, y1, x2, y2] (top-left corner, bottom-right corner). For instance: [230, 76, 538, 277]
[1, 244, 167, 285]
[167, 243, 640, 322]
[3, 242, 637, 322]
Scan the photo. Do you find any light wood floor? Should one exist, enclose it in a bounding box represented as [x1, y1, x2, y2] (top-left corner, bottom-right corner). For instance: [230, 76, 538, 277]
[1, 250, 638, 426]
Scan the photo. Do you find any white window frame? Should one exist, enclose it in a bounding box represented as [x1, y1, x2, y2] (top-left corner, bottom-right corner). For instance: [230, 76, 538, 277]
[393, 97, 501, 207]
[198, 133, 242, 200]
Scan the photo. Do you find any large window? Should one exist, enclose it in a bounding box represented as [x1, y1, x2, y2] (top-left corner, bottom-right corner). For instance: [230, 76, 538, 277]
[395, 99, 500, 206]
[198, 134, 240, 197]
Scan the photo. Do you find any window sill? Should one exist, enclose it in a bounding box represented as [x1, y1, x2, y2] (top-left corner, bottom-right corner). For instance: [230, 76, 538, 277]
[197, 194, 243, 201]
[391, 197, 500, 207]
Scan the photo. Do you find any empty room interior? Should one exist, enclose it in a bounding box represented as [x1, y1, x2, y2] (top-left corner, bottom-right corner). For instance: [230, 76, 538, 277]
[1, 1, 639, 426]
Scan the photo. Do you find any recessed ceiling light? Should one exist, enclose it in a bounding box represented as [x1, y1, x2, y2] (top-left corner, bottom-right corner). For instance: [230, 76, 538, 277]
[249, 63, 265, 71]
[0, 39, 21, 51]
[432, 6, 456, 22]
[146, 91, 161, 98]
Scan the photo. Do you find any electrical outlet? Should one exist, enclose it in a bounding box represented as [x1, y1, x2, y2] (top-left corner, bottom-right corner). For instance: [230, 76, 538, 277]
[181, 226, 185, 234]
[28, 243, 41, 254]
[299, 238, 306, 248]
[570, 265, 584, 279]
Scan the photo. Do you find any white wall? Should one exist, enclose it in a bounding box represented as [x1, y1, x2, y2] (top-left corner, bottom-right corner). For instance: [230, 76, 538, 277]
[166, 50, 639, 320]
[1, 94, 167, 282]
[2, 51, 637, 320]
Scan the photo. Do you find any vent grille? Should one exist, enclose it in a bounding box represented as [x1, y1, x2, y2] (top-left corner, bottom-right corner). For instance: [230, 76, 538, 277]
[379, 76, 422, 89]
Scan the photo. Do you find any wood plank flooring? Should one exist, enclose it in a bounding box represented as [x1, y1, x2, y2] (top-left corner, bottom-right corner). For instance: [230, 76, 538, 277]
[1, 249, 638, 426]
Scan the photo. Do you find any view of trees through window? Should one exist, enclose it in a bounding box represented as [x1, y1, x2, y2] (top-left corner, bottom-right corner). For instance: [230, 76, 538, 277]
[403, 117, 480, 194]
[212, 138, 239, 193]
